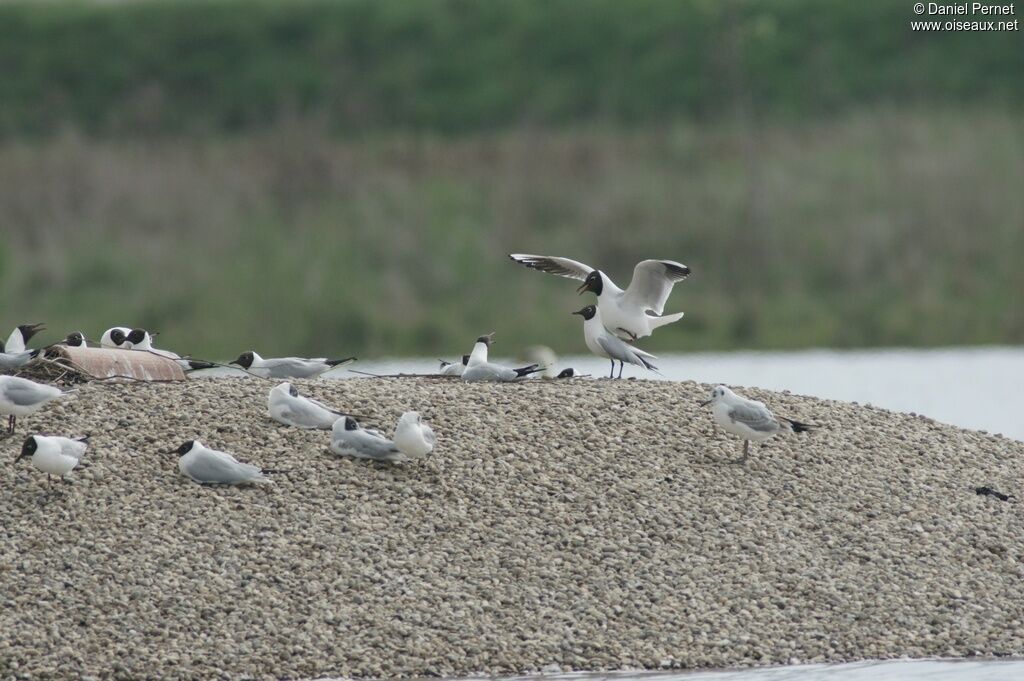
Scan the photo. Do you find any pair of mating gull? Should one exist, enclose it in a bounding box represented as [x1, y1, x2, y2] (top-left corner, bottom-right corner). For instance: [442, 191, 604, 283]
[436, 254, 688, 381]
[6, 376, 436, 486]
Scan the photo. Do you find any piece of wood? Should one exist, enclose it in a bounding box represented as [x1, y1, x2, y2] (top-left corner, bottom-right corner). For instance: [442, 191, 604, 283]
[44, 345, 187, 381]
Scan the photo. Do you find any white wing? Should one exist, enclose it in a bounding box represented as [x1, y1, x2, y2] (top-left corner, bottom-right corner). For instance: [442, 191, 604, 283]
[622, 260, 690, 315]
[508, 254, 594, 282]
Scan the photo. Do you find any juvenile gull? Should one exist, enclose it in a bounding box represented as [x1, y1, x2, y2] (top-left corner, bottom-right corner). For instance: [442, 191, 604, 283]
[4, 323, 45, 354]
[509, 254, 689, 341]
[462, 335, 543, 383]
[701, 385, 814, 463]
[0, 376, 67, 436]
[230, 351, 356, 379]
[16, 434, 89, 484]
[267, 381, 349, 430]
[330, 416, 406, 462]
[572, 304, 657, 379]
[393, 411, 436, 459]
[174, 440, 272, 485]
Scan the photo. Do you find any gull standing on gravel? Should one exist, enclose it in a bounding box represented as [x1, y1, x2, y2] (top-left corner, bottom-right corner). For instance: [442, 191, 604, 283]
[267, 382, 352, 430]
[700, 385, 815, 463]
[0, 342, 39, 371]
[572, 304, 658, 379]
[0, 376, 68, 436]
[100, 327, 132, 349]
[173, 440, 272, 485]
[330, 416, 407, 462]
[509, 254, 690, 341]
[4, 323, 46, 354]
[16, 434, 89, 484]
[461, 335, 543, 383]
[230, 351, 356, 379]
[393, 411, 435, 459]
[438, 355, 470, 377]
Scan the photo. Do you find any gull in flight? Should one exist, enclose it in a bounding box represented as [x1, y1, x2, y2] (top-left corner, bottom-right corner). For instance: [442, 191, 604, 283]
[0, 376, 68, 436]
[461, 334, 543, 383]
[17, 434, 89, 484]
[267, 382, 354, 430]
[173, 440, 272, 485]
[393, 411, 436, 459]
[330, 416, 406, 462]
[4, 323, 46, 354]
[230, 351, 356, 379]
[509, 254, 690, 341]
[700, 385, 814, 463]
[572, 304, 657, 379]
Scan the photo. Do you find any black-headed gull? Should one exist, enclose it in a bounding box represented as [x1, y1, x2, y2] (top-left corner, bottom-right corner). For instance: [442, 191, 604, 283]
[230, 351, 355, 379]
[173, 440, 272, 485]
[0, 376, 68, 436]
[572, 304, 657, 379]
[439, 355, 470, 376]
[393, 411, 435, 459]
[461, 335, 542, 383]
[17, 434, 89, 484]
[329, 416, 406, 462]
[4, 323, 45, 354]
[267, 382, 352, 430]
[700, 385, 814, 463]
[509, 254, 689, 341]
[100, 327, 132, 349]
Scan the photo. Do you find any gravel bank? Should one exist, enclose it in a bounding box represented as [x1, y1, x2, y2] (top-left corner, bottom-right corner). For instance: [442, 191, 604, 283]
[1, 376, 1022, 679]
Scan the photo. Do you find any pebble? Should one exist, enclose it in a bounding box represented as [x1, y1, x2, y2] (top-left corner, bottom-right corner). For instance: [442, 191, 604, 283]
[0, 376, 1021, 679]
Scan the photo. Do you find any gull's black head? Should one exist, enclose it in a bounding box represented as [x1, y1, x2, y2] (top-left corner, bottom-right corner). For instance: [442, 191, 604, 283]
[576, 270, 603, 296]
[556, 368, 576, 378]
[65, 332, 86, 347]
[18, 323, 46, 343]
[127, 328, 148, 345]
[109, 329, 128, 346]
[475, 334, 493, 346]
[461, 354, 470, 366]
[173, 440, 197, 455]
[288, 384, 299, 397]
[572, 305, 597, 321]
[231, 351, 255, 369]
[344, 416, 359, 431]
[16, 436, 37, 462]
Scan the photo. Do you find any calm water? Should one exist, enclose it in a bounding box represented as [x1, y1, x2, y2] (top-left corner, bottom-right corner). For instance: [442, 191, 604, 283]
[313, 346, 1023, 441]
[431, 658, 1024, 681]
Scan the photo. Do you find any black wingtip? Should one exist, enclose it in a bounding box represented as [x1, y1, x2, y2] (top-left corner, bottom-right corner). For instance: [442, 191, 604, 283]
[639, 356, 658, 371]
[514, 364, 542, 378]
[187, 359, 217, 371]
[327, 356, 357, 366]
[785, 419, 815, 433]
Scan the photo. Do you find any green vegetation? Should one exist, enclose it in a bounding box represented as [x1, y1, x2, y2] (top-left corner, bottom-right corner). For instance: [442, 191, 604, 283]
[1, 110, 1021, 358]
[0, 1, 1020, 357]
[0, 0, 1020, 137]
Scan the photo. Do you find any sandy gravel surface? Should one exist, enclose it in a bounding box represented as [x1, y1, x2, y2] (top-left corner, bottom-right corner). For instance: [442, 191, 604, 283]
[1, 376, 1022, 680]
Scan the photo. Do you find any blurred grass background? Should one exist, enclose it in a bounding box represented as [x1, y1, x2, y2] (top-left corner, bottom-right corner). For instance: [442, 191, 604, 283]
[0, 0, 1021, 358]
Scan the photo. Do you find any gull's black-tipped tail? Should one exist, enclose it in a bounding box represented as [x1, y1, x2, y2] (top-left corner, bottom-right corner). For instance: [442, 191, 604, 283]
[326, 356, 357, 367]
[187, 359, 217, 371]
[514, 364, 543, 378]
[782, 418, 815, 433]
